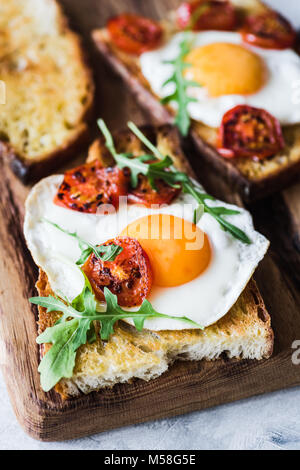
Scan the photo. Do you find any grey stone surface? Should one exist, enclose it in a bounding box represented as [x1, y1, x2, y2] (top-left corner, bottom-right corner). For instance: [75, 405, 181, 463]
[1, 372, 300, 450]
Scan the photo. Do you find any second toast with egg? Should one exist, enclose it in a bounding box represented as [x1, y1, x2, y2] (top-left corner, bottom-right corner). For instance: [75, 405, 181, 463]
[92, 0, 300, 201]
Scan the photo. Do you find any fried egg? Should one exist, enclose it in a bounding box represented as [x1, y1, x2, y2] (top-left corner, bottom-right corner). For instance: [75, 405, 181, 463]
[140, 31, 300, 127]
[24, 174, 269, 331]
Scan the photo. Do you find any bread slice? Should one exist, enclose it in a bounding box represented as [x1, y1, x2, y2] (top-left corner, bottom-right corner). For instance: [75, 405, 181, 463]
[35, 124, 273, 399]
[0, 0, 94, 183]
[92, 0, 300, 201]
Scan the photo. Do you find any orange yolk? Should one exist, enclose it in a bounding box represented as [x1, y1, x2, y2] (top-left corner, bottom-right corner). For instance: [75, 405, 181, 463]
[184, 43, 265, 97]
[121, 214, 211, 287]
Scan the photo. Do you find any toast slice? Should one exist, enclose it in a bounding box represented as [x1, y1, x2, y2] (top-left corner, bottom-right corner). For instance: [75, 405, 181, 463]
[35, 125, 273, 398]
[0, 0, 94, 183]
[92, 0, 300, 201]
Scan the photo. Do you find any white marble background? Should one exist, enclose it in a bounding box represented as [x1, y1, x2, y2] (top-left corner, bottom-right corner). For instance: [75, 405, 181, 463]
[1, 0, 300, 450]
[1, 375, 300, 450]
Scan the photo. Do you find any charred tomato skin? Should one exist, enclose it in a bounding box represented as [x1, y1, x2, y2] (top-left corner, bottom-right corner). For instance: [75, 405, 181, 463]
[176, 1, 237, 31]
[107, 13, 163, 55]
[241, 11, 296, 50]
[218, 105, 285, 160]
[82, 237, 153, 307]
[54, 161, 129, 213]
[128, 174, 181, 207]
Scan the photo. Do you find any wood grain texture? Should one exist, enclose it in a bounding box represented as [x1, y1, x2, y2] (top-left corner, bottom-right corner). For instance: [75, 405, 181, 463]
[0, 0, 300, 441]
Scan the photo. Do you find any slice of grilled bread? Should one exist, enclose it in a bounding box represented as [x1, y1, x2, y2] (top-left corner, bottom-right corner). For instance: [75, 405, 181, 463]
[0, 0, 94, 183]
[92, 0, 300, 201]
[36, 125, 273, 399]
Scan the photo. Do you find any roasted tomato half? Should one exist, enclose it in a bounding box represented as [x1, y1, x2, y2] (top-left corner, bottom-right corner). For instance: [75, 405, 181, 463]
[128, 174, 181, 207]
[241, 11, 296, 49]
[107, 13, 163, 55]
[54, 161, 129, 213]
[82, 237, 152, 307]
[218, 105, 285, 160]
[176, 0, 237, 31]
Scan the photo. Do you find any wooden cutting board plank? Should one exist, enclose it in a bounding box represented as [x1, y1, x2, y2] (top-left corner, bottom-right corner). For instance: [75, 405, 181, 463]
[0, 0, 300, 441]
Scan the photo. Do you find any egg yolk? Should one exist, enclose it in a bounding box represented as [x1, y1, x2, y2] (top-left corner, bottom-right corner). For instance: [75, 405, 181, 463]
[184, 42, 265, 97]
[121, 214, 211, 287]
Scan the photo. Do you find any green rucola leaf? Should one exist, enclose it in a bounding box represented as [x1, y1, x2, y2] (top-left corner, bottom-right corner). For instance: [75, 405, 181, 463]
[213, 215, 251, 245]
[100, 287, 202, 340]
[42, 218, 123, 265]
[127, 121, 164, 160]
[161, 34, 202, 136]
[186, 3, 210, 30]
[32, 276, 98, 391]
[36, 318, 79, 392]
[97, 118, 118, 157]
[76, 247, 93, 266]
[96, 244, 123, 261]
[30, 295, 79, 319]
[209, 207, 241, 216]
[193, 204, 205, 224]
[98, 120, 252, 245]
[31, 277, 202, 391]
[113, 153, 148, 188]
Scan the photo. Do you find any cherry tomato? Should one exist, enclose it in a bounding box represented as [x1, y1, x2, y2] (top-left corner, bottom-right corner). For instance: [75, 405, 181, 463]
[82, 237, 153, 307]
[54, 161, 129, 213]
[128, 174, 181, 207]
[176, 1, 237, 31]
[241, 11, 296, 49]
[107, 13, 163, 55]
[218, 105, 285, 160]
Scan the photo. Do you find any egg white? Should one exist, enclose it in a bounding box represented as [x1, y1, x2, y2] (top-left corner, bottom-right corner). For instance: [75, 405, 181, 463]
[24, 174, 269, 331]
[140, 31, 300, 128]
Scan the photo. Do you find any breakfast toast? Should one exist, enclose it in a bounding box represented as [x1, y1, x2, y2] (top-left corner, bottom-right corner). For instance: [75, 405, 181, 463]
[35, 125, 273, 398]
[0, 0, 94, 183]
[92, 0, 300, 201]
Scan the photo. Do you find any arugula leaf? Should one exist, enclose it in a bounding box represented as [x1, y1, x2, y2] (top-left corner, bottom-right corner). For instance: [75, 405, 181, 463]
[161, 34, 201, 136]
[33, 277, 98, 391]
[30, 280, 202, 391]
[182, 183, 251, 244]
[98, 121, 252, 245]
[100, 287, 202, 340]
[99, 120, 189, 188]
[127, 121, 164, 160]
[37, 319, 80, 392]
[185, 3, 210, 30]
[42, 218, 123, 265]
[97, 118, 118, 157]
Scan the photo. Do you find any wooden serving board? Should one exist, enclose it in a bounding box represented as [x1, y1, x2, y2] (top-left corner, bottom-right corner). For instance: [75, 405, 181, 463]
[1, 0, 300, 442]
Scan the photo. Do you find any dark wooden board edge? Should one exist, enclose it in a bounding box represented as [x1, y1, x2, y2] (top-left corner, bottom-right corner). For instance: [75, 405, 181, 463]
[1, 127, 91, 185]
[7, 351, 300, 442]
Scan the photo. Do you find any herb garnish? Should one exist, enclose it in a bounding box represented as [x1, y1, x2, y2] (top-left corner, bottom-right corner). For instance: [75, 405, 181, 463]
[160, 34, 201, 136]
[186, 3, 210, 30]
[30, 278, 201, 391]
[98, 120, 251, 244]
[42, 218, 123, 265]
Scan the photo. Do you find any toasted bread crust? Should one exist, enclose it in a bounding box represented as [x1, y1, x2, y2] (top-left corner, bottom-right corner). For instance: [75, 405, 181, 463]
[36, 270, 273, 399]
[92, 0, 300, 201]
[0, 0, 94, 183]
[34, 124, 273, 398]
